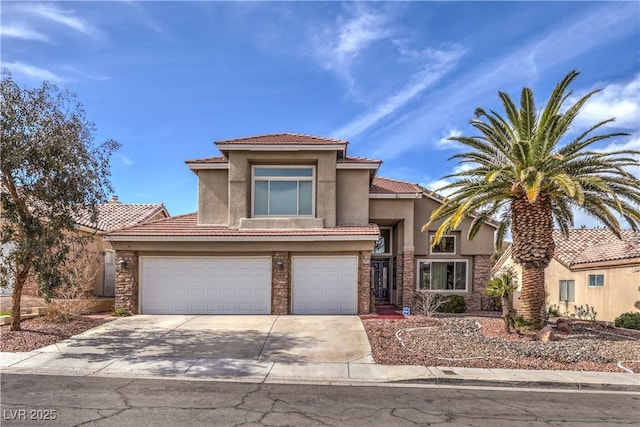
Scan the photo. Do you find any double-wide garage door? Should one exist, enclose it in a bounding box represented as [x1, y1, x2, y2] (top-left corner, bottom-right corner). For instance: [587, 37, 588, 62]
[140, 255, 358, 315]
[141, 257, 271, 314]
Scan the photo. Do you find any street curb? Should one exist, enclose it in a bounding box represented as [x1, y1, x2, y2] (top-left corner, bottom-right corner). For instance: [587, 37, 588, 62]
[391, 377, 640, 392]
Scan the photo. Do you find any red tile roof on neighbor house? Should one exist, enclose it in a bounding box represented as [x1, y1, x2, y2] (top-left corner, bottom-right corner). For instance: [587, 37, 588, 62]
[493, 228, 640, 273]
[75, 197, 168, 233]
[370, 176, 423, 194]
[105, 213, 380, 239]
[215, 133, 347, 145]
[185, 156, 228, 164]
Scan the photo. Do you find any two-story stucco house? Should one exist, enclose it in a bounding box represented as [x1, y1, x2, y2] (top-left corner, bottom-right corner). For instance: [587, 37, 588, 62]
[106, 133, 496, 315]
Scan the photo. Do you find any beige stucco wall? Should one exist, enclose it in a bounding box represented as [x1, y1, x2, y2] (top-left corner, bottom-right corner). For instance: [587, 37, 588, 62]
[499, 255, 640, 322]
[545, 259, 640, 322]
[225, 150, 337, 228]
[414, 197, 495, 256]
[197, 169, 229, 225]
[336, 169, 370, 225]
[369, 198, 414, 248]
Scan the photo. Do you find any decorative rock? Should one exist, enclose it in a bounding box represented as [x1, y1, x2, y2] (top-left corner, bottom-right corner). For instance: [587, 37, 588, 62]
[536, 325, 556, 343]
[556, 318, 572, 333]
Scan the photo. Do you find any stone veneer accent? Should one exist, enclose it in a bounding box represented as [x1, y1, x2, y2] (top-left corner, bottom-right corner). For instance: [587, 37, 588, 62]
[358, 251, 372, 314]
[469, 255, 492, 311]
[271, 251, 290, 314]
[401, 248, 415, 308]
[115, 250, 139, 314]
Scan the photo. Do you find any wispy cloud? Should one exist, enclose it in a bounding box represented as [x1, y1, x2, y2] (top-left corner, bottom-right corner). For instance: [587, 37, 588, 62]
[571, 74, 640, 131]
[366, 3, 640, 160]
[0, 24, 49, 42]
[422, 163, 473, 196]
[4, 62, 63, 82]
[31, 4, 100, 38]
[312, 6, 392, 88]
[436, 128, 463, 150]
[119, 154, 135, 167]
[334, 47, 464, 140]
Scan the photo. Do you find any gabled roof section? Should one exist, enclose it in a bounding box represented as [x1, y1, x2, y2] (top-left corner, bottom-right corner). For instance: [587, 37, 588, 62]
[105, 213, 380, 242]
[214, 133, 349, 158]
[75, 198, 169, 233]
[215, 133, 347, 145]
[370, 176, 422, 195]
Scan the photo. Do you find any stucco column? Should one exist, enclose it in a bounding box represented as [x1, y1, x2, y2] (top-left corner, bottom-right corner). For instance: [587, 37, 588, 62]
[271, 252, 290, 314]
[470, 255, 492, 311]
[358, 251, 372, 314]
[115, 250, 139, 314]
[401, 246, 415, 308]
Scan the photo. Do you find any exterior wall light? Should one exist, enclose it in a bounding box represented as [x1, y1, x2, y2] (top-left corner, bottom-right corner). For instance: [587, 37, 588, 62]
[276, 260, 284, 269]
[118, 258, 127, 270]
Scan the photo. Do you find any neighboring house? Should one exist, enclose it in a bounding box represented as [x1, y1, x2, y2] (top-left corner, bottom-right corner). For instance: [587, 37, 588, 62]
[15, 196, 169, 297]
[105, 133, 497, 315]
[492, 229, 640, 322]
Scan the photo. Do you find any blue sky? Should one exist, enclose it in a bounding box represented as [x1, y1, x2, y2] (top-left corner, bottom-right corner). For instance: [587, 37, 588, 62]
[2, 1, 639, 227]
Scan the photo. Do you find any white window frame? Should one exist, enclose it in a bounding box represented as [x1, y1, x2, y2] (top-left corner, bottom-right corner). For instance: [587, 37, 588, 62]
[373, 227, 393, 256]
[559, 279, 576, 302]
[587, 274, 605, 287]
[416, 258, 469, 292]
[251, 165, 315, 217]
[429, 234, 456, 255]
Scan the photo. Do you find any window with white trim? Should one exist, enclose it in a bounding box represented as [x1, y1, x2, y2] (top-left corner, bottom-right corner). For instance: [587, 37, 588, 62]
[588, 274, 604, 287]
[417, 259, 468, 291]
[252, 166, 314, 216]
[430, 235, 456, 254]
[559, 280, 575, 302]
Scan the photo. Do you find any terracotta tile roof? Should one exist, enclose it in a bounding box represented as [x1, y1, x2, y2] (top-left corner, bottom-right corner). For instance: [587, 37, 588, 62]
[215, 133, 347, 145]
[370, 176, 423, 194]
[552, 229, 638, 267]
[338, 155, 381, 164]
[185, 156, 228, 164]
[492, 229, 639, 273]
[75, 199, 168, 232]
[106, 213, 379, 239]
[571, 232, 640, 266]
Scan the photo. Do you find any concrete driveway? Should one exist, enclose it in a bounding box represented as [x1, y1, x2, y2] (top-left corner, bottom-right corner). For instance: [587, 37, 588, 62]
[2, 315, 378, 380]
[58, 315, 372, 362]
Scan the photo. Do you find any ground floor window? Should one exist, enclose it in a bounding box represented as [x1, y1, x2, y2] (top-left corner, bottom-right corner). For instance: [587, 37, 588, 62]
[417, 259, 468, 291]
[559, 280, 575, 303]
[588, 274, 604, 287]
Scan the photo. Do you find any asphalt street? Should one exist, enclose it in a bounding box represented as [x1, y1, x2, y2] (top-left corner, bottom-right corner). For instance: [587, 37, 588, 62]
[1, 374, 638, 426]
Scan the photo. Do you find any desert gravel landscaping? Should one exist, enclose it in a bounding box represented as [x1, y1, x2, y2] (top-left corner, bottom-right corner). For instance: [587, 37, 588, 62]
[362, 315, 640, 373]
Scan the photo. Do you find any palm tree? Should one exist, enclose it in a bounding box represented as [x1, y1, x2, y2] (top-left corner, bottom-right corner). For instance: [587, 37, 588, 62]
[424, 70, 640, 328]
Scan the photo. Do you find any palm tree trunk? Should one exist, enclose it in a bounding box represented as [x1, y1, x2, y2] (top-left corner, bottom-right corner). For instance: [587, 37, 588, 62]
[518, 265, 546, 328]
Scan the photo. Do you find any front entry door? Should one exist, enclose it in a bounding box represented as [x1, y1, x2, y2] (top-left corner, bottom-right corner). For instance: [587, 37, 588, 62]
[372, 259, 390, 302]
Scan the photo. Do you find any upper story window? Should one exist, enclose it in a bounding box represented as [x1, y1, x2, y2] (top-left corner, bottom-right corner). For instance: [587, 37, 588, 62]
[373, 227, 392, 255]
[430, 235, 456, 254]
[252, 166, 314, 216]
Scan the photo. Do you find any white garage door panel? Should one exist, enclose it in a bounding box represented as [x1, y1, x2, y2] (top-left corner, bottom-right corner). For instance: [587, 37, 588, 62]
[141, 257, 271, 314]
[292, 256, 358, 315]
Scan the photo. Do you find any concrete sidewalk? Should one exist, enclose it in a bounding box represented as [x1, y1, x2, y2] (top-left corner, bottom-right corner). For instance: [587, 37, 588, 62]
[2, 350, 638, 391]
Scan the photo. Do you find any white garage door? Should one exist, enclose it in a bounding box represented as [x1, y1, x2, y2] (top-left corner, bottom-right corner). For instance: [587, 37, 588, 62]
[292, 256, 358, 314]
[141, 257, 271, 314]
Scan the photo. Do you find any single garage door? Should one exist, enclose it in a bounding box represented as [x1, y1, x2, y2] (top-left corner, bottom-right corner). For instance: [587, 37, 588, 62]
[292, 256, 358, 314]
[140, 257, 271, 314]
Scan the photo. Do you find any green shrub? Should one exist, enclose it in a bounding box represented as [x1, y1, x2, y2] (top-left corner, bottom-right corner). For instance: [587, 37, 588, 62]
[438, 294, 466, 313]
[614, 312, 640, 330]
[547, 304, 560, 317]
[112, 307, 131, 317]
[515, 316, 535, 328]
